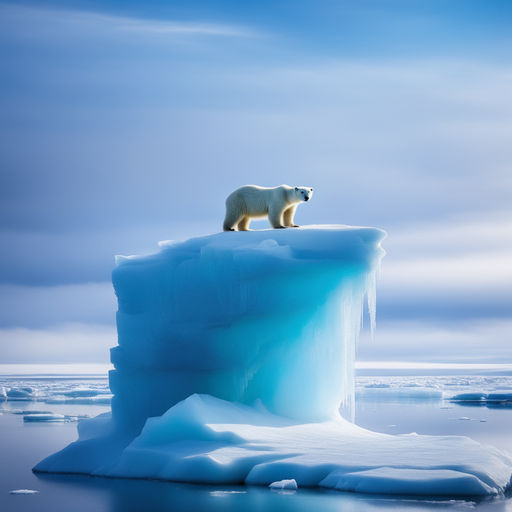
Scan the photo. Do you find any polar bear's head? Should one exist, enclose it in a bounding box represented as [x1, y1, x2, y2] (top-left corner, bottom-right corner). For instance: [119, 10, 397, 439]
[294, 186, 314, 202]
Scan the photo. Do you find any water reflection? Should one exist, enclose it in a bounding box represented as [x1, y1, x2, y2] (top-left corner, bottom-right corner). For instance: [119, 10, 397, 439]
[32, 473, 510, 512]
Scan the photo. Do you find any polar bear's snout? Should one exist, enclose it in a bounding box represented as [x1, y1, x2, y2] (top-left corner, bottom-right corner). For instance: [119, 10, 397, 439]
[298, 187, 313, 202]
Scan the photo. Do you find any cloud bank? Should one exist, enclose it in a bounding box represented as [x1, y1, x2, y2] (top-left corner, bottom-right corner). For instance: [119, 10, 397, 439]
[1, 2, 510, 363]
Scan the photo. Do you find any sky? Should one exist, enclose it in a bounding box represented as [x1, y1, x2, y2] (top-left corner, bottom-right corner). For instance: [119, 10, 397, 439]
[1, 0, 511, 365]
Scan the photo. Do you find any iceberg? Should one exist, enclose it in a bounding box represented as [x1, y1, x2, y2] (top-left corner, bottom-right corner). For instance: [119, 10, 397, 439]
[356, 386, 443, 402]
[450, 392, 512, 409]
[6, 387, 36, 400]
[23, 413, 68, 423]
[34, 225, 512, 496]
[269, 479, 298, 490]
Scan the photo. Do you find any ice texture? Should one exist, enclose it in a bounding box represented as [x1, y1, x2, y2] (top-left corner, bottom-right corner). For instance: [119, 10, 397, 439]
[356, 387, 443, 401]
[6, 387, 36, 400]
[45, 396, 112, 405]
[108, 225, 384, 427]
[450, 393, 488, 403]
[450, 392, 512, 408]
[269, 479, 298, 490]
[34, 226, 512, 496]
[23, 413, 67, 422]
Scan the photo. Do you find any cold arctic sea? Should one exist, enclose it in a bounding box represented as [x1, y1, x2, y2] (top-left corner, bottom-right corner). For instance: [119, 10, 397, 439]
[1, 366, 511, 512]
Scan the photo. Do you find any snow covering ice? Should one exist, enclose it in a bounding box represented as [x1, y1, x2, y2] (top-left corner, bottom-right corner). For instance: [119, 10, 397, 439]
[6, 387, 36, 400]
[450, 393, 512, 408]
[33, 225, 512, 497]
[0, 381, 111, 404]
[357, 387, 443, 401]
[269, 479, 298, 490]
[23, 413, 68, 422]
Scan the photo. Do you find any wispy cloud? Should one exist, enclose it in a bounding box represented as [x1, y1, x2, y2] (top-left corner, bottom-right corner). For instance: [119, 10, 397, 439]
[1, 2, 510, 364]
[358, 318, 512, 363]
[0, 282, 116, 328]
[381, 215, 512, 290]
[0, 4, 259, 41]
[0, 323, 115, 364]
[111, 17, 256, 37]
[384, 215, 512, 257]
[376, 214, 512, 322]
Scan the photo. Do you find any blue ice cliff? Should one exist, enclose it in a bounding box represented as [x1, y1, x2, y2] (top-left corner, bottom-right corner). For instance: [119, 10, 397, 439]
[34, 225, 512, 496]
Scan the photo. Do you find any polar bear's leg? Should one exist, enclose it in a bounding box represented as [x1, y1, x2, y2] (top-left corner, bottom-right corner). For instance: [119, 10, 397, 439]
[269, 206, 285, 229]
[240, 217, 251, 231]
[283, 205, 299, 227]
[223, 210, 243, 231]
[237, 216, 251, 231]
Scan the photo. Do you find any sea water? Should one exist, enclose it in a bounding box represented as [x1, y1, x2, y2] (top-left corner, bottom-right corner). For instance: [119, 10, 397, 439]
[1, 367, 511, 512]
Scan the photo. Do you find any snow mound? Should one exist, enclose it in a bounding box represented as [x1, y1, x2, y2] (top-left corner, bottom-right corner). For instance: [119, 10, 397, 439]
[39, 394, 512, 496]
[320, 468, 496, 496]
[269, 479, 298, 490]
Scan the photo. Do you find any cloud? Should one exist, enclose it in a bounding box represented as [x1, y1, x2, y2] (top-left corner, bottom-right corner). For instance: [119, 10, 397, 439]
[382, 251, 512, 290]
[383, 214, 512, 257]
[2, 57, 511, 237]
[0, 4, 259, 42]
[111, 18, 256, 37]
[0, 282, 116, 328]
[0, 323, 115, 364]
[357, 318, 512, 363]
[1, 2, 511, 363]
[374, 214, 512, 321]
[0, 222, 216, 286]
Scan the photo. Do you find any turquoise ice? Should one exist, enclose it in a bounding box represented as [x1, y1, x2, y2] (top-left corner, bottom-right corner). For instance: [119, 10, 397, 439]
[34, 226, 512, 497]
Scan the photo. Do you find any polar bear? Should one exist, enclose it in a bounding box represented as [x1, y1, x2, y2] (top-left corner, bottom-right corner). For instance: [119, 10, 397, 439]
[223, 184, 313, 231]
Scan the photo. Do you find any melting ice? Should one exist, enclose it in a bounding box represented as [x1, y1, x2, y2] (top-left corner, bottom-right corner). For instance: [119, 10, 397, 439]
[34, 226, 512, 497]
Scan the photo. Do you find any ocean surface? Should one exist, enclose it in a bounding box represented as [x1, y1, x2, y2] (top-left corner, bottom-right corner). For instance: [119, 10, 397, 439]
[1, 366, 511, 512]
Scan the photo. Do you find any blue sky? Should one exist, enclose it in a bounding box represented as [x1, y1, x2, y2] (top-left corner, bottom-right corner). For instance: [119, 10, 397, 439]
[1, 0, 511, 364]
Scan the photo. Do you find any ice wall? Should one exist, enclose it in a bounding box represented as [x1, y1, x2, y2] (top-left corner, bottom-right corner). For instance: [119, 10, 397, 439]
[110, 225, 385, 432]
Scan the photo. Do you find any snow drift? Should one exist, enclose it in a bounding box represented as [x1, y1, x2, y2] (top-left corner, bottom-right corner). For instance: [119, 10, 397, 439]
[34, 225, 512, 496]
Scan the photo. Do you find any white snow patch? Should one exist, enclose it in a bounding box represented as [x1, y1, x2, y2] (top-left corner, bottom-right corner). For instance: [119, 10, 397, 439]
[269, 479, 298, 490]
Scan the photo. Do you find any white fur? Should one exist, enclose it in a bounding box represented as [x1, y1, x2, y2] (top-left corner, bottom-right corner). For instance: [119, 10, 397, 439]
[223, 184, 313, 231]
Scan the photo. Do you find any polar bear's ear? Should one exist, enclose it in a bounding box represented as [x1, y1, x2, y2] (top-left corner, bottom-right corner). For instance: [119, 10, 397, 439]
[295, 187, 298, 191]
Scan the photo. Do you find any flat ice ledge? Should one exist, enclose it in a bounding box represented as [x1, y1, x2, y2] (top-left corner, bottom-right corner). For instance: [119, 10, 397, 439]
[116, 224, 386, 265]
[36, 394, 512, 497]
